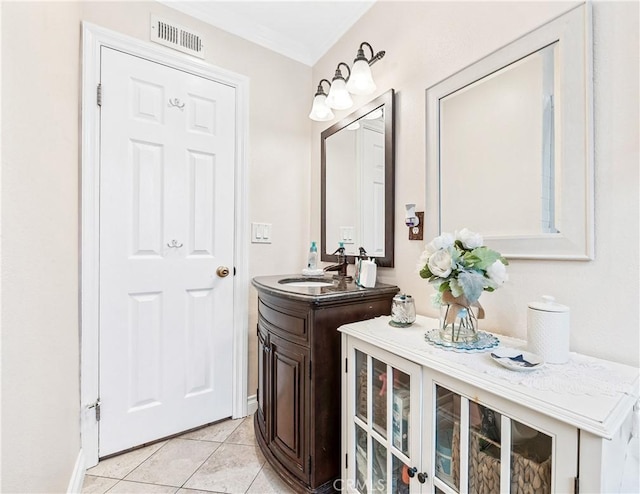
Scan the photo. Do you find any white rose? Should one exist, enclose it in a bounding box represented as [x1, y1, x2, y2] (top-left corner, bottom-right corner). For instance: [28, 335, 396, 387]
[427, 232, 454, 253]
[456, 228, 483, 249]
[427, 249, 453, 278]
[416, 249, 431, 271]
[486, 259, 508, 285]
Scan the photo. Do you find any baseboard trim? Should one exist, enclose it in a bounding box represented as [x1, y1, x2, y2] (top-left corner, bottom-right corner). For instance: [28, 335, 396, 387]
[247, 394, 258, 415]
[67, 448, 86, 493]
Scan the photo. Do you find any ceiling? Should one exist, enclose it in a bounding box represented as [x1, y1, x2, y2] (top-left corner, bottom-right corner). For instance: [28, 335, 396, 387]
[157, 1, 376, 66]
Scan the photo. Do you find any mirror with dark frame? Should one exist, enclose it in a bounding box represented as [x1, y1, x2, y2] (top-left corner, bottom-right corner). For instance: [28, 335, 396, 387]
[321, 89, 395, 267]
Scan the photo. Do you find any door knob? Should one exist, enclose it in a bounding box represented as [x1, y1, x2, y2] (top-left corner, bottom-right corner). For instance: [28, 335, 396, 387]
[216, 266, 230, 278]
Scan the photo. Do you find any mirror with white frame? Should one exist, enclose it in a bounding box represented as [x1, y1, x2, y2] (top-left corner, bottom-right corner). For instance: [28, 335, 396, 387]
[322, 89, 395, 266]
[426, 4, 593, 260]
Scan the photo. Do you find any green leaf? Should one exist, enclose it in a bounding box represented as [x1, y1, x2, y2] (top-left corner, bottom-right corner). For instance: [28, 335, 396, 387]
[450, 246, 462, 263]
[419, 265, 432, 279]
[439, 281, 450, 293]
[462, 247, 501, 271]
[457, 270, 485, 302]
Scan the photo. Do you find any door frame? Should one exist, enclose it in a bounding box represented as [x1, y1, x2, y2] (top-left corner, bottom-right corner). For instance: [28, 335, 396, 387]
[80, 22, 250, 467]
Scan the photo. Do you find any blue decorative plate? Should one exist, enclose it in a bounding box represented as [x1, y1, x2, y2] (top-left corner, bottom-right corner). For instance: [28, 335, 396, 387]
[424, 329, 500, 353]
[490, 347, 544, 371]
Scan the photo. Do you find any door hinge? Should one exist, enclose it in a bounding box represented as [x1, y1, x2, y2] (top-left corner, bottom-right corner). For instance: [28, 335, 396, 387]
[345, 453, 348, 469]
[97, 83, 102, 106]
[88, 399, 101, 422]
[309, 361, 312, 380]
[574, 476, 579, 494]
[345, 357, 348, 373]
[308, 456, 312, 472]
[233, 266, 237, 276]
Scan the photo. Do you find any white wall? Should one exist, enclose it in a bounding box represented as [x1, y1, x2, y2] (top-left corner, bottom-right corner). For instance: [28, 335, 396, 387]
[2, 2, 83, 491]
[311, 1, 639, 367]
[1, 1, 310, 490]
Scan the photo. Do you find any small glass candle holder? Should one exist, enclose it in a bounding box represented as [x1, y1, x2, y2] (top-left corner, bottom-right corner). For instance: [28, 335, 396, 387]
[390, 294, 416, 327]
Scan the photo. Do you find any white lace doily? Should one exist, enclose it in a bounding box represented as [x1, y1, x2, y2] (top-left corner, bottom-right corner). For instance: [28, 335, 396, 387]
[414, 339, 636, 397]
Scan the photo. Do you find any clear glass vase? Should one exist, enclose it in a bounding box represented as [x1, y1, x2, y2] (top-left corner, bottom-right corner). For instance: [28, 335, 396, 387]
[439, 301, 480, 345]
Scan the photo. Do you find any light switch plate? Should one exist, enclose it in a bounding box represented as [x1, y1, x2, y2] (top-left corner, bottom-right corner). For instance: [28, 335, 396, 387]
[251, 222, 272, 243]
[339, 226, 355, 244]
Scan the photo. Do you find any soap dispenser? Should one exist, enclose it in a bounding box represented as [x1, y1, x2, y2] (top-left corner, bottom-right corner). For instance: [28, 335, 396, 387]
[307, 241, 318, 270]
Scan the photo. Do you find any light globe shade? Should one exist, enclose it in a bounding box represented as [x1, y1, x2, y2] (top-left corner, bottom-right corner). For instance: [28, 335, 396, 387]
[346, 59, 376, 95]
[326, 78, 353, 110]
[308, 93, 334, 121]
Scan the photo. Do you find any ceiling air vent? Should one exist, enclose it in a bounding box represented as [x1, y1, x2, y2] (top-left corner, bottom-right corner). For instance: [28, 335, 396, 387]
[150, 15, 205, 59]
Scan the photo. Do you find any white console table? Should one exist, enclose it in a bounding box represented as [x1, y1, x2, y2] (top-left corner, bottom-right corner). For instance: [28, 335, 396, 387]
[339, 315, 639, 493]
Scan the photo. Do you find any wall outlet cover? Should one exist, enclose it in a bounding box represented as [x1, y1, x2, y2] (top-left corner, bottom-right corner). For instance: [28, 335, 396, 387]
[409, 212, 424, 241]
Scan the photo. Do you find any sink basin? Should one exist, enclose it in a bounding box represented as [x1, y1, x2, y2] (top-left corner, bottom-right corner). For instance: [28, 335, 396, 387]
[278, 278, 334, 288]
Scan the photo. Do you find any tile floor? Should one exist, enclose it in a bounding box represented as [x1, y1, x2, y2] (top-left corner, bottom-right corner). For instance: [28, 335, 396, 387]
[82, 414, 296, 494]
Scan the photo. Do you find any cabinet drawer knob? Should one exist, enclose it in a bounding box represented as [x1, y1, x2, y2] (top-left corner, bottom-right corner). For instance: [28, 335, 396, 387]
[407, 467, 417, 478]
[417, 472, 428, 483]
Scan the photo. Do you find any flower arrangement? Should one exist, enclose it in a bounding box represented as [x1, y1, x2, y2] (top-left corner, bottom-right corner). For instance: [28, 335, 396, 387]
[419, 228, 509, 345]
[418, 228, 508, 304]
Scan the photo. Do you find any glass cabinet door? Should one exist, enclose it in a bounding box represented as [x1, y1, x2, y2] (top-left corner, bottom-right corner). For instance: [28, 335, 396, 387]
[434, 386, 460, 491]
[348, 344, 422, 494]
[508, 419, 552, 494]
[433, 384, 554, 494]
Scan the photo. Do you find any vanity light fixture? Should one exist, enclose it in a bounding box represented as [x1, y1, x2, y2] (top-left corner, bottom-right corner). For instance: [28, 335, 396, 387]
[326, 62, 353, 110]
[309, 41, 386, 121]
[308, 79, 335, 121]
[346, 42, 385, 95]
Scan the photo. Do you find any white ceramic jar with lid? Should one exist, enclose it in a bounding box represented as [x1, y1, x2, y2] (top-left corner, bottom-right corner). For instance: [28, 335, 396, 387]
[527, 295, 570, 364]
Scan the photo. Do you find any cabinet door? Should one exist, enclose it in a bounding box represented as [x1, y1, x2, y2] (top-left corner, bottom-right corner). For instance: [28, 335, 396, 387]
[256, 324, 269, 440]
[345, 338, 423, 493]
[429, 381, 577, 494]
[269, 332, 310, 483]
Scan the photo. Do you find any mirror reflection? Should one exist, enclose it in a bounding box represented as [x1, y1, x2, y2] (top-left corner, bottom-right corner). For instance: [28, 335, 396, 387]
[321, 89, 394, 267]
[440, 43, 558, 236]
[325, 111, 384, 254]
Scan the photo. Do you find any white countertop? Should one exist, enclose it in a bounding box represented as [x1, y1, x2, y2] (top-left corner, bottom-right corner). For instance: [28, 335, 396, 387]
[339, 314, 640, 439]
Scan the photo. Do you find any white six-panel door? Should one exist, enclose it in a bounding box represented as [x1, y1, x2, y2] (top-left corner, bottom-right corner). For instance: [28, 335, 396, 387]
[99, 47, 236, 456]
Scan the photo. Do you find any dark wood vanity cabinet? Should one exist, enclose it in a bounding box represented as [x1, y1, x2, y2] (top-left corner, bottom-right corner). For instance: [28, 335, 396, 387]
[253, 277, 398, 493]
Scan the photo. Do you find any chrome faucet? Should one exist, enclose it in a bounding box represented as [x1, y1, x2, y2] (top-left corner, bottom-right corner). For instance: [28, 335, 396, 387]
[324, 245, 350, 279]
